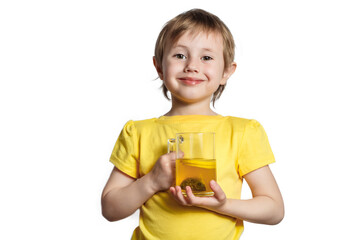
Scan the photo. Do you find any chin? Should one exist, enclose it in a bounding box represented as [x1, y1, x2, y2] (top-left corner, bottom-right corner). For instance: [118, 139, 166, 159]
[174, 95, 211, 104]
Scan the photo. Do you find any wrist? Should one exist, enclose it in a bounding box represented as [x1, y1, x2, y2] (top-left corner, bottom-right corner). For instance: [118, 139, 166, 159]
[204, 197, 230, 215]
[217, 198, 230, 213]
[143, 171, 159, 194]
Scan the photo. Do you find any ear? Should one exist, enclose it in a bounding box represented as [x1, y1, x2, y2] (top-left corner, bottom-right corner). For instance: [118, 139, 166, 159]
[153, 56, 164, 80]
[220, 62, 237, 85]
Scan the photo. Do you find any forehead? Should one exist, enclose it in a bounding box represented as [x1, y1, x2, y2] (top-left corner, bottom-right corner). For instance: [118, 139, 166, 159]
[168, 30, 223, 50]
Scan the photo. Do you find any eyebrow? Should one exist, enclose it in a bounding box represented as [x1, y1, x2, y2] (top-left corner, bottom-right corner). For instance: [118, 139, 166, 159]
[172, 44, 215, 53]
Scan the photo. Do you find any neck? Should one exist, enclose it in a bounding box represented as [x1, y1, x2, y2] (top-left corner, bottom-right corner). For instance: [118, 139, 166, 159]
[164, 97, 218, 116]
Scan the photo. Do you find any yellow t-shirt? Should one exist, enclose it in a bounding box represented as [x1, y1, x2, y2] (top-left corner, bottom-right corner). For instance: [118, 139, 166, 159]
[110, 115, 275, 240]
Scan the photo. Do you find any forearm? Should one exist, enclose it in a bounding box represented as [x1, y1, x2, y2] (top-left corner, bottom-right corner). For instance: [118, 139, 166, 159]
[102, 173, 156, 221]
[211, 196, 284, 225]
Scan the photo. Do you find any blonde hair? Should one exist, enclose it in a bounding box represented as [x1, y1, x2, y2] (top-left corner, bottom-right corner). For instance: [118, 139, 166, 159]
[154, 9, 235, 106]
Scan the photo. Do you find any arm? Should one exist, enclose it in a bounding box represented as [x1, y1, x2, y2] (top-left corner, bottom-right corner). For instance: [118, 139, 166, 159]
[101, 152, 177, 221]
[170, 165, 284, 225]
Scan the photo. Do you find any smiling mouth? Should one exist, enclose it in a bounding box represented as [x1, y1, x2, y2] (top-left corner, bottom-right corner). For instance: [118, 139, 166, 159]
[179, 77, 204, 85]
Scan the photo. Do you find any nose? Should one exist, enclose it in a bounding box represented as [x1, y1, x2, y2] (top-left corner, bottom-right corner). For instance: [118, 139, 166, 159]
[184, 57, 199, 73]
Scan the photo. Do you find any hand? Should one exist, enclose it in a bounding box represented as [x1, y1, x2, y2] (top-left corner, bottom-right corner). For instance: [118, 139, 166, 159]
[169, 180, 227, 211]
[149, 152, 182, 193]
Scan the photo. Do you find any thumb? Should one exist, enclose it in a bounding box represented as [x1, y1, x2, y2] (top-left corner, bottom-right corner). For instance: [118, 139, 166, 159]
[178, 150, 185, 159]
[167, 151, 177, 161]
[210, 180, 226, 202]
[167, 150, 184, 160]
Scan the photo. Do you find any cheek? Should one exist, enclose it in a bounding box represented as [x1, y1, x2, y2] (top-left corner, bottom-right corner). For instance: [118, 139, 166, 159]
[206, 65, 224, 80]
[163, 61, 182, 78]
[162, 67, 172, 80]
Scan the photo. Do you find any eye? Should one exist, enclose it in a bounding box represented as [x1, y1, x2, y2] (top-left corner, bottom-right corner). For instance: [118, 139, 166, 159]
[174, 54, 186, 59]
[201, 56, 213, 61]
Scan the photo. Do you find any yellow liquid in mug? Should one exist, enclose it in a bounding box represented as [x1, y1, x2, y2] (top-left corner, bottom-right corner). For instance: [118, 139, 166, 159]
[176, 158, 216, 196]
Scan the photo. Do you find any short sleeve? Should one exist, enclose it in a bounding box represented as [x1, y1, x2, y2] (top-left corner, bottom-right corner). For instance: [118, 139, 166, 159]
[109, 120, 139, 178]
[237, 120, 275, 178]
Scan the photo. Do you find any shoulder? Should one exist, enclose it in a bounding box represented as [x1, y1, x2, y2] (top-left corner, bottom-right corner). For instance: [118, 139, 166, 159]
[132, 117, 158, 128]
[223, 116, 260, 129]
[220, 117, 269, 137]
[121, 117, 158, 133]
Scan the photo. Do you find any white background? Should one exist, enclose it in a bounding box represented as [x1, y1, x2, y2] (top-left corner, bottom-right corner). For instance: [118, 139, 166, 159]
[1, 0, 359, 239]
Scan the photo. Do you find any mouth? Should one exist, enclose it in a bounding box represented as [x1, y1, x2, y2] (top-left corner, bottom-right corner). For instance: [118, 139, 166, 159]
[178, 77, 204, 86]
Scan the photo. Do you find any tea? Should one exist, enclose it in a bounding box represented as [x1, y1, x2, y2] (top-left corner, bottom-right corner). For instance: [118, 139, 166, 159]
[176, 158, 216, 196]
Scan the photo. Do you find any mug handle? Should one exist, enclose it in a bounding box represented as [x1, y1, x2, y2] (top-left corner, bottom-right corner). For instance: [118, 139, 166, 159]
[167, 138, 176, 153]
[167, 138, 176, 188]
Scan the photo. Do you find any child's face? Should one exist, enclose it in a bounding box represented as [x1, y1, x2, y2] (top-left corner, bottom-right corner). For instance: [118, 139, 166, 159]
[157, 31, 232, 104]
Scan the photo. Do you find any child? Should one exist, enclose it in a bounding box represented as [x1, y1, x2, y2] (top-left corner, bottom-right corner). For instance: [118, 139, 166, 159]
[101, 9, 284, 240]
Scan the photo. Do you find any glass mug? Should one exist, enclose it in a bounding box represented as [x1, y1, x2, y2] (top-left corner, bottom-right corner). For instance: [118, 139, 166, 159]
[168, 132, 216, 197]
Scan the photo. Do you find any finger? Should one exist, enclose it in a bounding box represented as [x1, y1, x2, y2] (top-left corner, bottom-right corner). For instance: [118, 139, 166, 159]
[169, 187, 176, 195]
[178, 150, 185, 159]
[184, 186, 198, 205]
[167, 151, 177, 161]
[210, 180, 226, 202]
[185, 186, 207, 206]
[169, 187, 185, 205]
[175, 186, 189, 205]
[164, 152, 176, 170]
